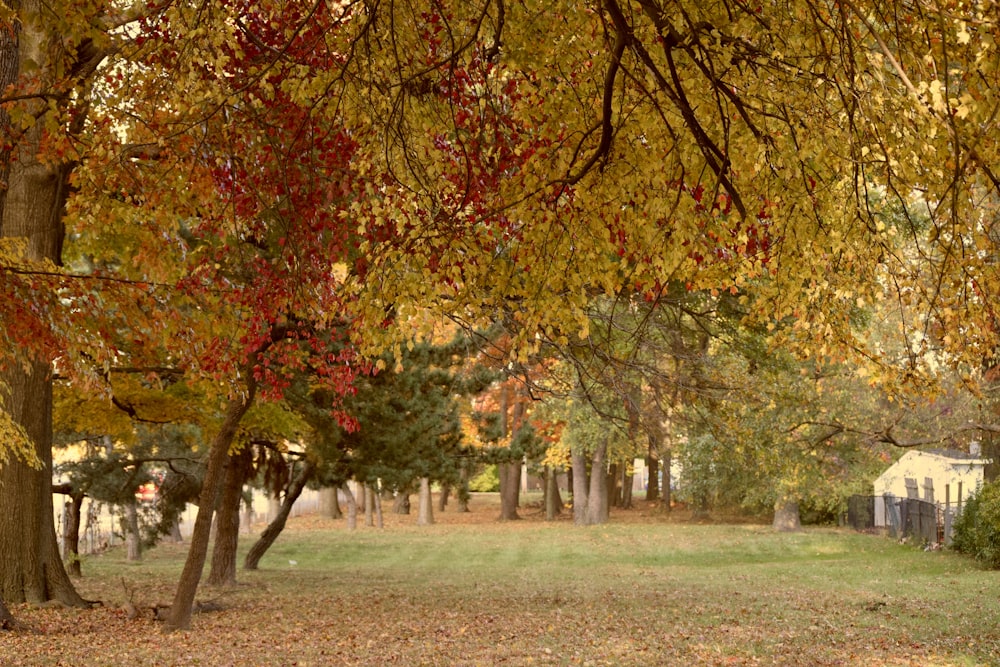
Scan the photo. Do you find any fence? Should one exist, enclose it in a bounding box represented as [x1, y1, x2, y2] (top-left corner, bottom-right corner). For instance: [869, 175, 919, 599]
[845, 495, 955, 544]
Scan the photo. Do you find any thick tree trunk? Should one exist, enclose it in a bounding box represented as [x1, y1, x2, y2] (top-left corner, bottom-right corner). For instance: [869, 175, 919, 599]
[0, 2, 87, 609]
[354, 480, 366, 514]
[607, 462, 621, 508]
[544, 467, 562, 520]
[63, 492, 84, 577]
[417, 477, 434, 526]
[646, 450, 660, 503]
[0, 360, 85, 607]
[207, 449, 250, 586]
[319, 487, 342, 519]
[571, 449, 590, 525]
[498, 460, 521, 521]
[124, 501, 141, 562]
[244, 460, 315, 570]
[163, 387, 255, 632]
[773, 497, 802, 532]
[342, 482, 358, 530]
[587, 441, 609, 525]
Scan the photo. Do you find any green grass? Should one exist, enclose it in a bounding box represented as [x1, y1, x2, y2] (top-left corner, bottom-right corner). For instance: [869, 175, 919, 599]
[3, 499, 1000, 666]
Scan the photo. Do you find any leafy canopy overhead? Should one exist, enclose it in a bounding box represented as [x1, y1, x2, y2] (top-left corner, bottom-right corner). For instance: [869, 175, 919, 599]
[1, 0, 997, 427]
[323, 0, 1000, 385]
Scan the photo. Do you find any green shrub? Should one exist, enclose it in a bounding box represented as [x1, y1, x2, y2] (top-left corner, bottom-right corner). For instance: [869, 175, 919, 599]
[468, 464, 500, 492]
[952, 480, 1000, 568]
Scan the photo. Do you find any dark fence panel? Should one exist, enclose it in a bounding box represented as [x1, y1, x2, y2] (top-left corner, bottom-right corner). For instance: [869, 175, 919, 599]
[846, 495, 877, 531]
[846, 495, 946, 543]
[900, 498, 939, 544]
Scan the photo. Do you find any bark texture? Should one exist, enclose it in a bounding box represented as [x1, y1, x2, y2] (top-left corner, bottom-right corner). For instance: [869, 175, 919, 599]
[498, 460, 522, 520]
[773, 498, 802, 532]
[62, 492, 85, 576]
[544, 467, 563, 520]
[207, 448, 251, 586]
[364, 484, 375, 527]
[417, 477, 434, 525]
[0, 1, 88, 608]
[437, 484, 450, 512]
[163, 387, 255, 632]
[645, 451, 660, 503]
[342, 482, 358, 530]
[586, 441, 609, 524]
[0, 360, 85, 606]
[373, 488, 384, 528]
[572, 441, 609, 525]
[318, 487, 342, 519]
[124, 501, 141, 562]
[244, 460, 315, 570]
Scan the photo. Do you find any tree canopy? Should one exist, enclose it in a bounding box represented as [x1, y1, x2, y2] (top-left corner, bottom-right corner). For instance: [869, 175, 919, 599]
[2, 0, 1000, 632]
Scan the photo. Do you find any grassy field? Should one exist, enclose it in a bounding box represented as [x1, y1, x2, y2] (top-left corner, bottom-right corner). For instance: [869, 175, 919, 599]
[3, 495, 1000, 666]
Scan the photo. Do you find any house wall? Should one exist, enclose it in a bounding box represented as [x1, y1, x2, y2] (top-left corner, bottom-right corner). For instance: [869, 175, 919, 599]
[873, 451, 987, 507]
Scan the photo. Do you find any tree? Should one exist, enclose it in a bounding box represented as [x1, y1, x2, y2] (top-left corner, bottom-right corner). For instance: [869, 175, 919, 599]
[329, 333, 488, 500]
[244, 456, 317, 571]
[0, 0, 102, 608]
[6, 0, 1000, 630]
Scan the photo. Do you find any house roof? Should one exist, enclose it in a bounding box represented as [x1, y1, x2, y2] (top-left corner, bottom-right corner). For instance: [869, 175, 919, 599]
[925, 448, 987, 461]
[924, 449, 990, 465]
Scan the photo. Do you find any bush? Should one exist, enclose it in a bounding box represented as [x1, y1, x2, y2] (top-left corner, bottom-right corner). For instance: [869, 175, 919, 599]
[952, 480, 1000, 568]
[468, 464, 500, 492]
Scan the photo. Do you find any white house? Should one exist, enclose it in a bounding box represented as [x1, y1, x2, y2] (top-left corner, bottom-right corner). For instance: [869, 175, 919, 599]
[872, 448, 991, 529]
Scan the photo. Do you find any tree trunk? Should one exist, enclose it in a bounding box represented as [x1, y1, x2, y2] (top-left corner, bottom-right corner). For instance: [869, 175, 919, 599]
[63, 492, 84, 577]
[660, 449, 672, 511]
[621, 467, 634, 510]
[241, 501, 253, 535]
[207, 449, 250, 587]
[437, 484, 450, 512]
[342, 482, 358, 530]
[646, 449, 660, 503]
[0, 360, 85, 607]
[417, 477, 434, 526]
[124, 501, 141, 562]
[319, 487, 342, 519]
[393, 491, 410, 514]
[587, 441, 609, 525]
[163, 386, 255, 632]
[354, 480, 366, 514]
[373, 487, 384, 529]
[364, 484, 375, 527]
[168, 517, 183, 543]
[773, 497, 802, 532]
[571, 449, 590, 525]
[544, 467, 562, 520]
[456, 460, 470, 513]
[498, 460, 521, 520]
[607, 462, 621, 508]
[244, 460, 315, 570]
[0, 1, 90, 610]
